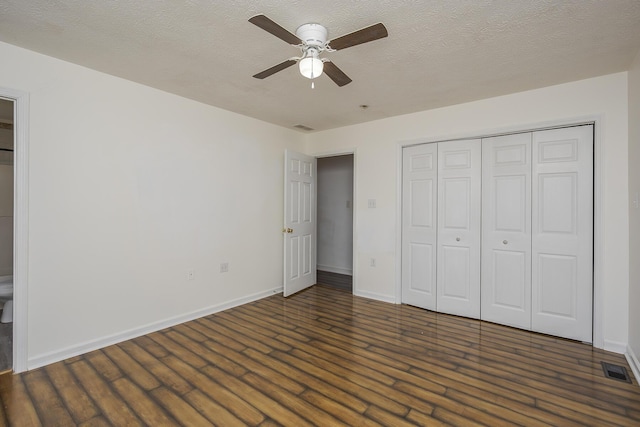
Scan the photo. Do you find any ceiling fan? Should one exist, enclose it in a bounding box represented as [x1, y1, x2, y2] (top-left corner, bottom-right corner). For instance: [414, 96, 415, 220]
[249, 14, 388, 87]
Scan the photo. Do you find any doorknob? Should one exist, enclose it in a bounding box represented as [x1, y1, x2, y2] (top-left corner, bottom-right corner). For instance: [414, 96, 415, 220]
[503, 240, 508, 245]
[456, 237, 461, 242]
[282, 228, 293, 233]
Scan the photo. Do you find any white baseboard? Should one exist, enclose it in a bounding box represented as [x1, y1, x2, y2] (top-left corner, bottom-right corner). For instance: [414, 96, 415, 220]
[626, 345, 640, 385]
[317, 265, 352, 276]
[603, 339, 628, 355]
[354, 289, 396, 304]
[28, 286, 283, 370]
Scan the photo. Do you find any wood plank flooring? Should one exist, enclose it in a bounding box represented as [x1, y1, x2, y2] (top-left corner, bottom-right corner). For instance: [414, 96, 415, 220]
[0, 285, 638, 426]
[0, 315, 12, 373]
[316, 270, 352, 292]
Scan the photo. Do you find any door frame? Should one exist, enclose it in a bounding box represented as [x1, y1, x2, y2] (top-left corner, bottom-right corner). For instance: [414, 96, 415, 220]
[310, 148, 357, 295]
[395, 116, 605, 349]
[0, 86, 29, 372]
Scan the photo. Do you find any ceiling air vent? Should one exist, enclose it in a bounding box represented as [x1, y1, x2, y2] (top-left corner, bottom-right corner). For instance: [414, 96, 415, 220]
[293, 124, 314, 131]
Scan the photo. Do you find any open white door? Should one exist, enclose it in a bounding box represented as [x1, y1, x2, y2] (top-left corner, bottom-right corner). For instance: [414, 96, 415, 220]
[283, 150, 317, 297]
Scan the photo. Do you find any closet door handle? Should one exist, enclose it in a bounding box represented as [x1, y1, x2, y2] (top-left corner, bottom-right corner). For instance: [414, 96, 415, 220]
[502, 240, 508, 245]
[456, 237, 461, 242]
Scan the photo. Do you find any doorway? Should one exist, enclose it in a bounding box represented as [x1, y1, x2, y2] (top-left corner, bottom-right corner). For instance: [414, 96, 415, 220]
[0, 98, 14, 371]
[0, 87, 28, 373]
[316, 155, 354, 292]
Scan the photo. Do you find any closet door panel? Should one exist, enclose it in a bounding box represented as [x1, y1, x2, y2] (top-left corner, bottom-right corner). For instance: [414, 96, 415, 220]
[491, 250, 527, 309]
[482, 133, 532, 329]
[437, 139, 481, 318]
[532, 126, 593, 342]
[402, 144, 438, 310]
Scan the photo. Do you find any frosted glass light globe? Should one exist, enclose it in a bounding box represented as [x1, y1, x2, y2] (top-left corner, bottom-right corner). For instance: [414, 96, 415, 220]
[299, 57, 323, 79]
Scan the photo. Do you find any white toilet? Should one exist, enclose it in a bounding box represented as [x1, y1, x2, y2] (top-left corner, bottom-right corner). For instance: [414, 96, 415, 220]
[0, 275, 13, 323]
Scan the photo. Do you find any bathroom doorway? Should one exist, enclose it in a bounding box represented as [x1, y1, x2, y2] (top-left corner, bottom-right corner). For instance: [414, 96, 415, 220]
[0, 98, 13, 372]
[316, 154, 354, 292]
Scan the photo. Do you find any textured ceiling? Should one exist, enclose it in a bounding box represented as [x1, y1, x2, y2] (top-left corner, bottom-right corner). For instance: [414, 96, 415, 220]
[1, 1, 640, 132]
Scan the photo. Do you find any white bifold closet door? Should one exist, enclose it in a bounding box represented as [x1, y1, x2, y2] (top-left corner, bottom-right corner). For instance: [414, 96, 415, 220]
[403, 125, 592, 342]
[436, 140, 481, 318]
[531, 126, 593, 342]
[402, 139, 481, 316]
[482, 125, 593, 342]
[402, 143, 438, 310]
[481, 133, 533, 329]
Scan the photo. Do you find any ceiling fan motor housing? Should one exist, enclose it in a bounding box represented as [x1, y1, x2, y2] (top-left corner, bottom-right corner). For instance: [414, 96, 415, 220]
[295, 23, 328, 47]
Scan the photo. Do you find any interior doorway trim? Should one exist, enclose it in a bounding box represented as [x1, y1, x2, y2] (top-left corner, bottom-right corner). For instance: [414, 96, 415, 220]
[0, 87, 29, 372]
[312, 148, 357, 295]
[395, 116, 604, 350]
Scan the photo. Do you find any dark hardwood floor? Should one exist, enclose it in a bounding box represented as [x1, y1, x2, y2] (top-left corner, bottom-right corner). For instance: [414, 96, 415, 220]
[316, 270, 352, 292]
[0, 310, 11, 374]
[0, 285, 638, 426]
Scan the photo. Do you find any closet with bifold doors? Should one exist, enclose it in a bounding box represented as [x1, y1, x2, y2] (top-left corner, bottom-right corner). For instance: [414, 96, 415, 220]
[402, 125, 593, 342]
[402, 138, 481, 318]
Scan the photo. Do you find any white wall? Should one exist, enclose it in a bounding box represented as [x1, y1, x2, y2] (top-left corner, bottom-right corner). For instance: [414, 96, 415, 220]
[628, 50, 640, 371]
[306, 73, 630, 352]
[0, 41, 305, 368]
[317, 155, 353, 275]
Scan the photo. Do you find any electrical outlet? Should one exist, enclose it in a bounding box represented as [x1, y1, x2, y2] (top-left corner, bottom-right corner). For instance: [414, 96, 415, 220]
[187, 270, 195, 280]
[368, 199, 377, 208]
[370, 258, 376, 267]
[220, 262, 229, 273]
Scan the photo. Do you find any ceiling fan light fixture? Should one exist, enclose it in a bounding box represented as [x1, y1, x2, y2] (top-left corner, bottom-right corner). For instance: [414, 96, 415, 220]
[299, 50, 323, 79]
[249, 14, 388, 87]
